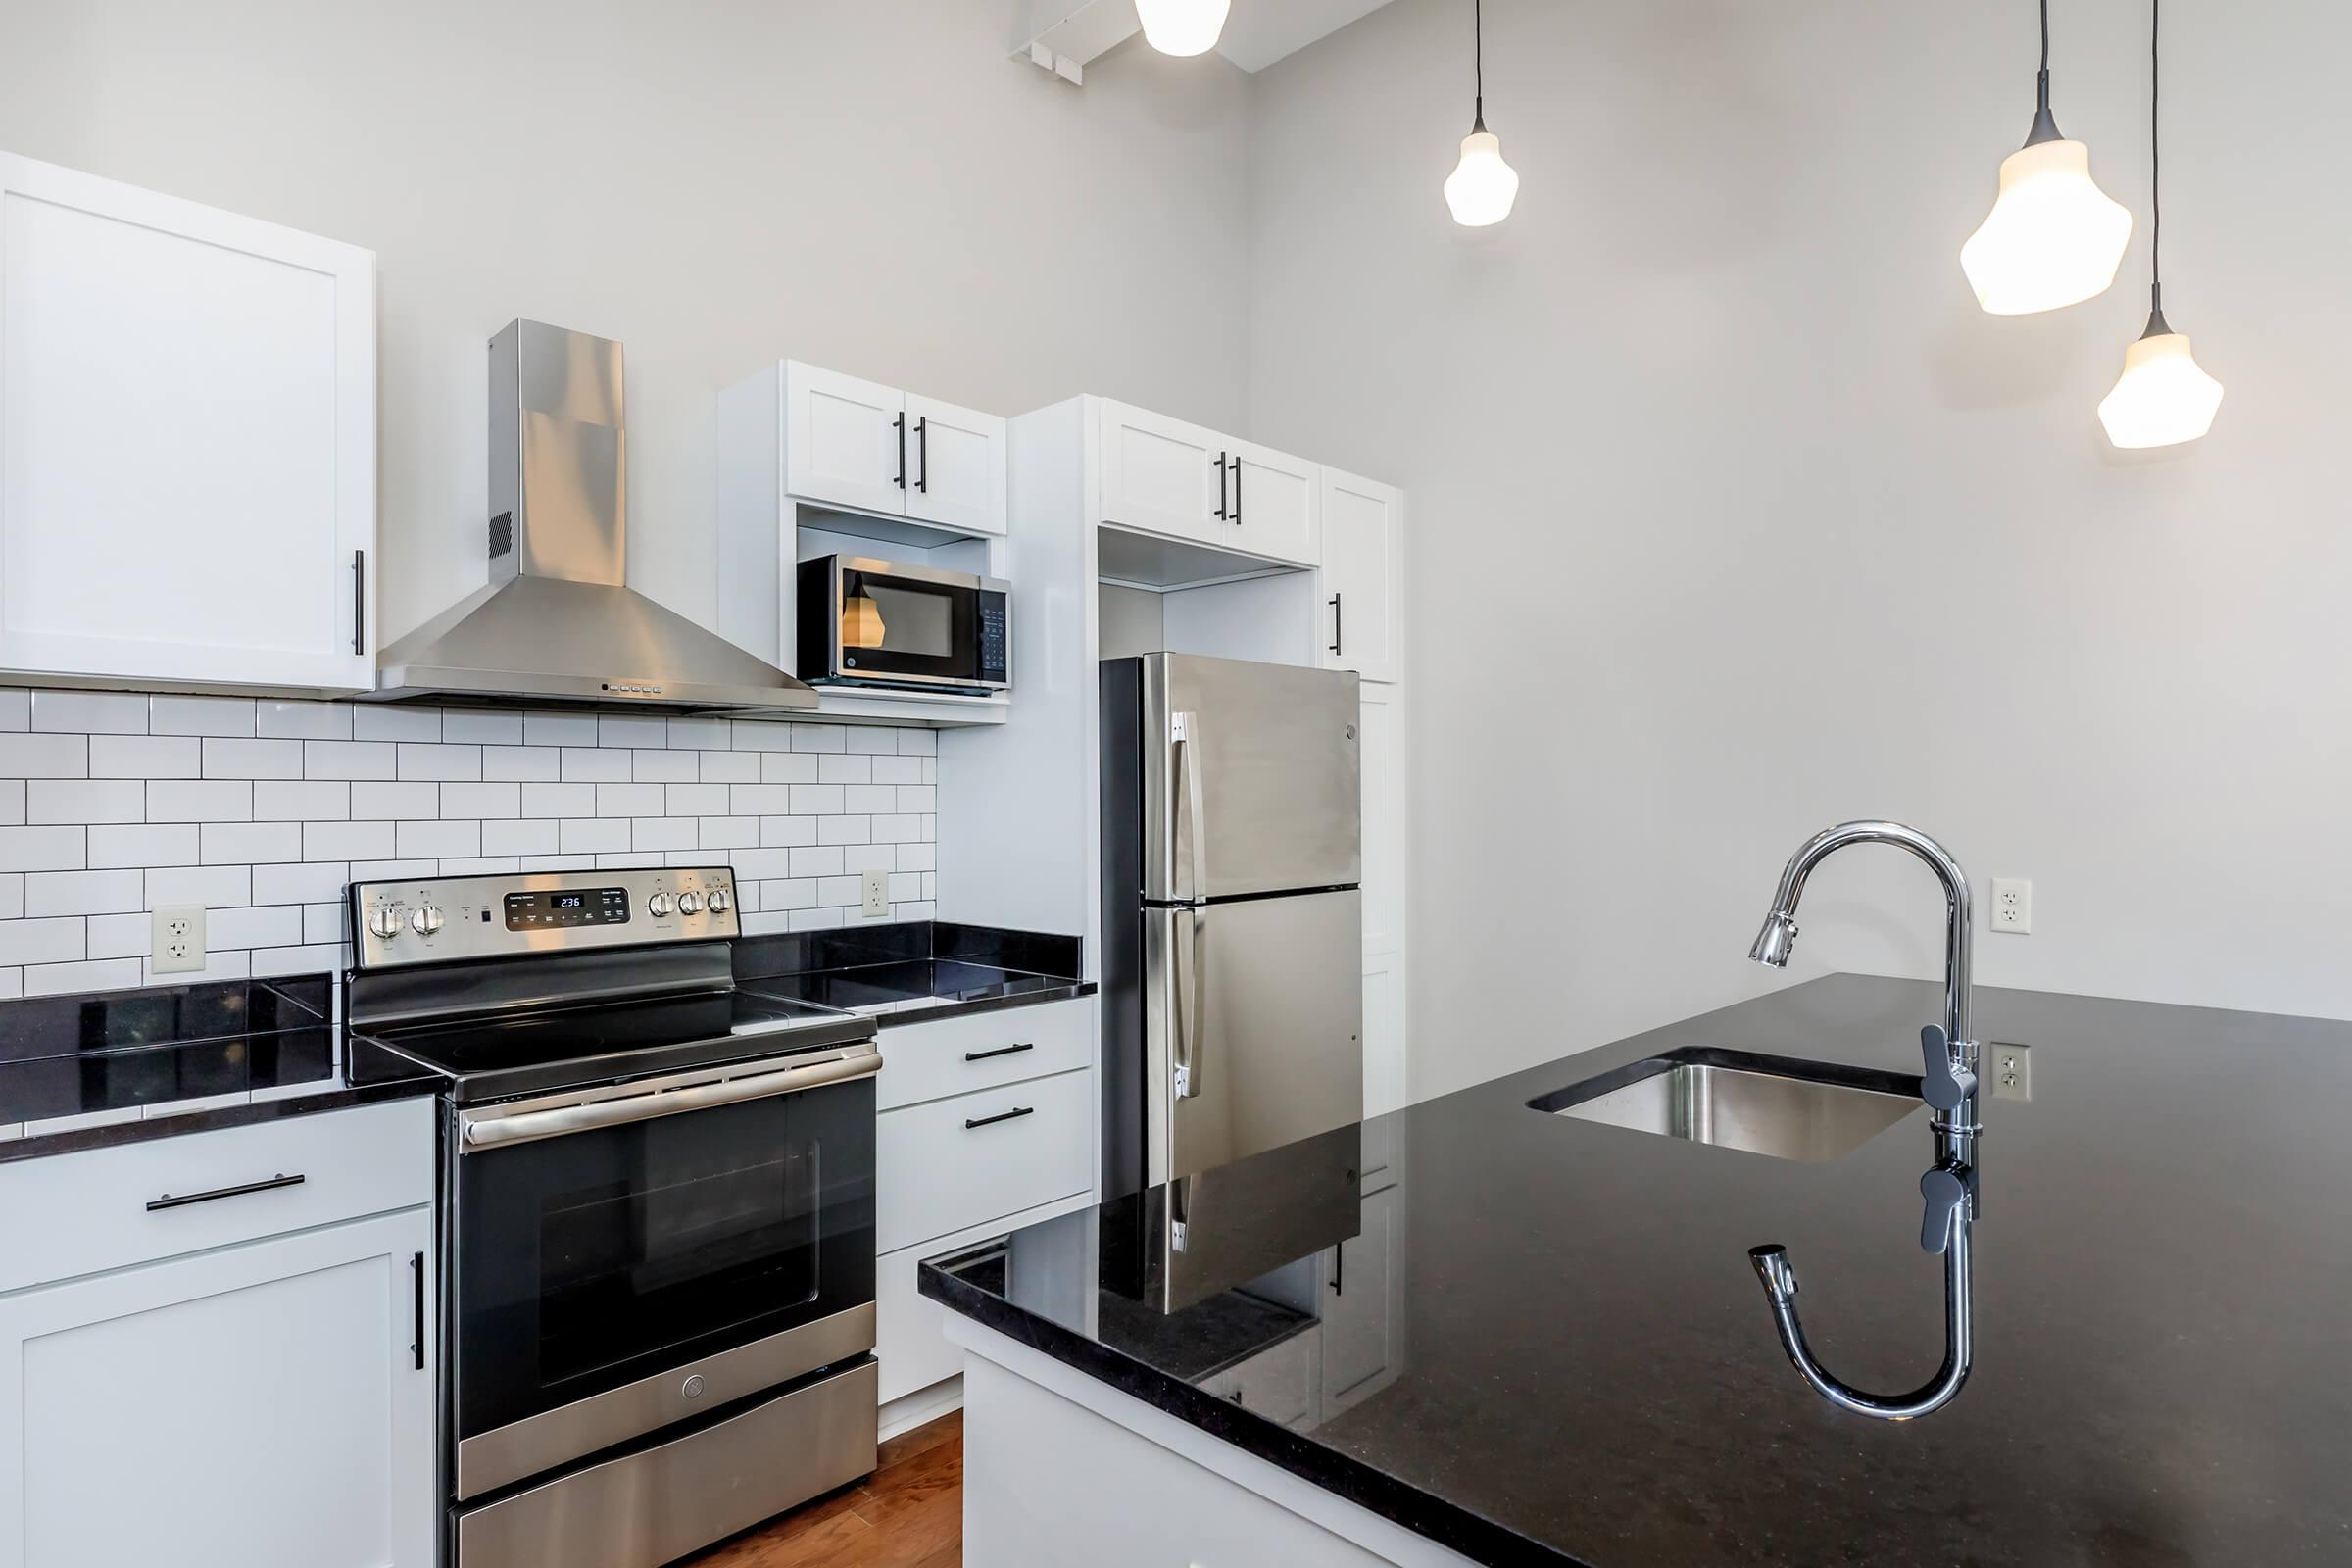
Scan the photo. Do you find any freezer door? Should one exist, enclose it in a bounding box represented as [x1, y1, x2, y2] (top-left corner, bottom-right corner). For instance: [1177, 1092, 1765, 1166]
[1146, 889, 1362, 1186]
[1142, 653, 1360, 903]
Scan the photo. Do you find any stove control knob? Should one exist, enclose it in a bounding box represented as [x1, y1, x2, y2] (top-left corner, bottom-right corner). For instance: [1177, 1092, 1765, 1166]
[678, 891, 704, 915]
[648, 892, 673, 918]
[368, 906, 403, 941]
[411, 905, 445, 937]
[705, 888, 732, 914]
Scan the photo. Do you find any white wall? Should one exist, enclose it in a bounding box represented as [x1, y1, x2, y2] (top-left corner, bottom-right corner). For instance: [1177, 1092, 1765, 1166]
[1246, 0, 2352, 1098]
[0, 0, 1253, 643]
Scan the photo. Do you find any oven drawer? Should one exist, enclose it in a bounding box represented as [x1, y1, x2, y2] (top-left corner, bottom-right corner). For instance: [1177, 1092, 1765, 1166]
[876, 997, 1092, 1111]
[876, 1069, 1093, 1254]
[0, 1097, 434, 1294]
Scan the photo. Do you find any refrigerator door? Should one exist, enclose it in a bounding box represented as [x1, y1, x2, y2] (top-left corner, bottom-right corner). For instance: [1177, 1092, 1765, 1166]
[1137, 1124, 1363, 1314]
[1146, 889, 1362, 1186]
[1142, 653, 1360, 904]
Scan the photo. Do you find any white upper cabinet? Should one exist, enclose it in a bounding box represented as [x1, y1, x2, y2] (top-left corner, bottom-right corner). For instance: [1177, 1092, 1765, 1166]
[779, 362, 1005, 535]
[0, 152, 377, 693]
[1318, 468, 1403, 685]
[1228, 440, 1320, 566]
[1095, 401, 1319, 568]
[906, 390, 1009, 536]
[1096, 400, 1226, 545]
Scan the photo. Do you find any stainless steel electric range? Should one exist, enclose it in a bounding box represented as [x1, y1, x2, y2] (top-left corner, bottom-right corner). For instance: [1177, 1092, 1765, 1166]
[344, 866, 881, 1568]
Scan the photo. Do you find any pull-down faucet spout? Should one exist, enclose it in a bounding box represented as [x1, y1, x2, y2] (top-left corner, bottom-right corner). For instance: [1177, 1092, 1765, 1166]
[1742, 820, 1984, 1421]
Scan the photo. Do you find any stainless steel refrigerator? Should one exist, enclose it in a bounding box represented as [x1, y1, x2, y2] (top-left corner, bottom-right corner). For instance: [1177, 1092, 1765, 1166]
[1100, 653, 1364, 1309]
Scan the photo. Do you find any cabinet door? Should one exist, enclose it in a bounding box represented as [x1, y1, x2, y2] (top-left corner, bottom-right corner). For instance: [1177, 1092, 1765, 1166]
[0, 1205, 435, 1568]
[1227, 441, 1320, 566]
[1319, 468, 1402, 683]
[0, 152, 375, 692]
[785, 361, 909, 517]
[904, 392, 1006, 536]
[1362, 950, 1406, 1120]
[1321, 1181, 1402, 1415]
[1097, 400, 1225, 544]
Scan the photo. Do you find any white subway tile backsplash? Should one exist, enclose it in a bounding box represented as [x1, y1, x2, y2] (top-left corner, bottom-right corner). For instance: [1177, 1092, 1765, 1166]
[260, 701, 352, 740]
[354, 706, 442, 741]
[0, 733, 88, 778]
[0, 826, 84, 872]
[90, 735, 200, 778]
[24, 870, 142, 917]
[26, 957, 143, 996]
[897, 730, 936, 757]
[28, 779, 145, 825]
[149, 695, 257, 737]
[0, 703, 943, 997]
[89, 824, 199, 869]
[31, 689, 145, 735]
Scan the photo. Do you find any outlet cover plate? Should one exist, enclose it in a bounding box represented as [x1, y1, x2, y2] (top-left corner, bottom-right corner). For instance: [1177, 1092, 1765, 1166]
[152, 905, 207, 974]
[1990, 1043, 2033, 1101]
[1990, 877, 2033, 934]
[860, 869, 890, 918]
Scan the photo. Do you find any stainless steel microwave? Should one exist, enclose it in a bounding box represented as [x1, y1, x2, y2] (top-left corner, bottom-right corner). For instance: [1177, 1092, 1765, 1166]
[796, 555, 1009, 694]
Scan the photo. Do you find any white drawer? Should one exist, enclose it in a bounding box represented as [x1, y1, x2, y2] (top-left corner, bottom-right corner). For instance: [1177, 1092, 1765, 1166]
[877, 1069, 1092, 1254]
[0, 1097, 435, 1294]
[874, 1195, 1094, 1406]
[876, 998, 1092, 1112]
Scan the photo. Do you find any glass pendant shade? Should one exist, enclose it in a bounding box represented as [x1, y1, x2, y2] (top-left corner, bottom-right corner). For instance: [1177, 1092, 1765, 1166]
[1445, 128, 1520, 226]
[1135, 0, 1230, 56]
[2097, 324, 2224, 449]
[1960, 139, 2133, 315]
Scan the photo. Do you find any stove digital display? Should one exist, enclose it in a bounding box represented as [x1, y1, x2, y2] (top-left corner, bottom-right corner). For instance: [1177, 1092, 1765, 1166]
[505, 887, 629, 930]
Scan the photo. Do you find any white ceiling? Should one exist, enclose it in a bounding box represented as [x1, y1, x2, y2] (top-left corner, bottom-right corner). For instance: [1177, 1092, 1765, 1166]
[1211, 0, 1399, 74]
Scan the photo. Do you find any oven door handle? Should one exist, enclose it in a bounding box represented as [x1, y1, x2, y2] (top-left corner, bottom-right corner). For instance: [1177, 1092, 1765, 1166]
[458, 1048, 882, 1152]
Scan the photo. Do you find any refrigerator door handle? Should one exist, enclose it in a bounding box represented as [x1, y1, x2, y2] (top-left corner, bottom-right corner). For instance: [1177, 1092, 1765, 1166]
[1170, 710, 1207, 902]
[1173, 906, 1204, 1100]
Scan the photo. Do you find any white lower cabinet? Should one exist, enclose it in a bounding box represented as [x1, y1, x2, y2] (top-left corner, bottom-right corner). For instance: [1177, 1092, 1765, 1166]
[0, 1100, 436, 1568]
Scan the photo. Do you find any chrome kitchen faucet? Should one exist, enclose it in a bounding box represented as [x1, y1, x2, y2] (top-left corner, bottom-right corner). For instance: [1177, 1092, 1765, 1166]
[1742, 820, 1981, 1421]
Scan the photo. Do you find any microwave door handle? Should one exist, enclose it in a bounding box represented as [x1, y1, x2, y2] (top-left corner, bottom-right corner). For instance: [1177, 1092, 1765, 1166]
[1170, 711, 1207, 902]
[1173, 907, 1204, 1101]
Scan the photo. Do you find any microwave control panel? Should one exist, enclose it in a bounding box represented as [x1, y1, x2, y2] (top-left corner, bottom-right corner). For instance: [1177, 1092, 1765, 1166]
[979, 591, 1010, 685]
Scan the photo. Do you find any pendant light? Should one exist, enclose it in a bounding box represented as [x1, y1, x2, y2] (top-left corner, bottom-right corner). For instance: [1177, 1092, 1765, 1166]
[2098, 0, 2224, 448]
[1443, 0, 1519, 227]
[1960, 0, 2133, 315]
[1136, 0, 1230, 58]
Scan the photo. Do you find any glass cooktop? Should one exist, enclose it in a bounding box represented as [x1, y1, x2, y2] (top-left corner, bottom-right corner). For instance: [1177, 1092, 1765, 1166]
[353, 989, 871, 1103]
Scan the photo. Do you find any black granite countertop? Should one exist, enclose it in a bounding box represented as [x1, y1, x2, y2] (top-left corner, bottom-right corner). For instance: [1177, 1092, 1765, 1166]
[734, 917, 1092, 1025]
[922, 974, 2352, 1566]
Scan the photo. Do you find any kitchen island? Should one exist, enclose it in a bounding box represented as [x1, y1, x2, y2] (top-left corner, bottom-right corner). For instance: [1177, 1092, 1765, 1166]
[921, 973, 2352, 1566]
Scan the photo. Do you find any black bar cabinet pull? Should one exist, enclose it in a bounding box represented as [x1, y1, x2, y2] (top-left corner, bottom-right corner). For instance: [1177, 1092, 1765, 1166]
[410, 1251, 425, 1371]
[965, 1106, 1036, 1130]
[1231, 455, 1242, 524]
[352, 550, 366, 655]
[1333, 1242, 1346, 1297]
[1213, 452, 1228, 519]
[147, 1172, 307, 1212]
[915, 416, 930, 493]
[965, 1043, 1036, 1062]
[894, 412, 906, 488]
[1330, 592, 1344, 656]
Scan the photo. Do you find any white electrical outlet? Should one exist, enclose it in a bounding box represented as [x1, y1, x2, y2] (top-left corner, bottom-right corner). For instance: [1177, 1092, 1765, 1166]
[860, 869, 891, 918]
[152, 905, 208, 973]
[1990, 878, 2032, 934]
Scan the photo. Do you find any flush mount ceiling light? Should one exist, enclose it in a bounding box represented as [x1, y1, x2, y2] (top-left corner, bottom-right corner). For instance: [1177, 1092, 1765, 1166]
[1444, 0, 1519, 226]
[1960, 0, 2132, 314]
[1135, 0, 1231, 57]
[2099, 0, 2224, 448]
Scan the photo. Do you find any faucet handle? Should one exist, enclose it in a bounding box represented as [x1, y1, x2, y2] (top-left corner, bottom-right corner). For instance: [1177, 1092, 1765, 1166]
[1919, 1164, 1968, 1254]
[1918, 1024, 1978, 1114]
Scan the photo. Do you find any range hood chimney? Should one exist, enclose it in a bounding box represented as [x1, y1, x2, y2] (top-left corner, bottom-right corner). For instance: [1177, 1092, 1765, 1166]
[369, 320, 817, 712]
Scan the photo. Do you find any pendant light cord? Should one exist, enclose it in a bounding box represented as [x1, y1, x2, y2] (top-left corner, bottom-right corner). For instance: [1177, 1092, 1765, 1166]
[2040, 0, 2051, 73]
[1473, 0, 1487, 131]
[2150, 0, 2162, 291]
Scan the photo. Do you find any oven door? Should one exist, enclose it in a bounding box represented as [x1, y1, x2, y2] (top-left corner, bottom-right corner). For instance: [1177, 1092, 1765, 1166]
[451, 1048, 878, 1501]
[806, 557, 1007, 691]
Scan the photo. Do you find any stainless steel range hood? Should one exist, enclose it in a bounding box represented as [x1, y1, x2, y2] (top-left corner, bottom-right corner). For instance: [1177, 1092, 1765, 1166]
[369, 320, 817, 712]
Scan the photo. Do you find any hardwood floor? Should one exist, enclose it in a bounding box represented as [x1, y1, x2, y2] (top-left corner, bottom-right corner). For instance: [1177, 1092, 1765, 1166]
[684, 1411, 963, 1568]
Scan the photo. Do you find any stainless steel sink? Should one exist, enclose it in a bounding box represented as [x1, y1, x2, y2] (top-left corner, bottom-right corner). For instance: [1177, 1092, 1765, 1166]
[1532, 1048, 1922, 1163]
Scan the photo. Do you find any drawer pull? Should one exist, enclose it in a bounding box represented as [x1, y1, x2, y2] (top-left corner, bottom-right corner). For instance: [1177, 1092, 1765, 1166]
[964, 1043, 1035, 1063]
[147, 1172, 307, 1212]
[964, 1106, 1036, 1131]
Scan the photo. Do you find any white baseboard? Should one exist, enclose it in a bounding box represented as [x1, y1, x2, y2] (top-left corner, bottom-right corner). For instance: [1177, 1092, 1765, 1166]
[879, 1373, 963, 1441]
